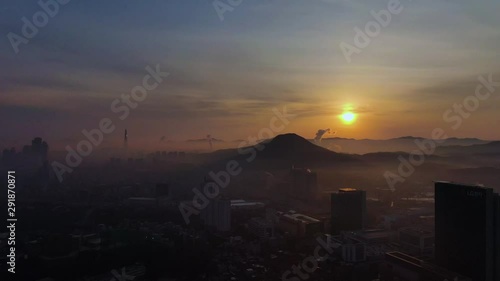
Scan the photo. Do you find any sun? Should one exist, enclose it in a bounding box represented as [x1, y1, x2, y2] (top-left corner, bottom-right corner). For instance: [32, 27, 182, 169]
[340, 111, 356, 124]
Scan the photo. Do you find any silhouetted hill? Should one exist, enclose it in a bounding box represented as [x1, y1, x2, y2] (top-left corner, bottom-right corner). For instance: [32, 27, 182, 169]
[204, 133, 359, 166]
[256, 133, 357, 162]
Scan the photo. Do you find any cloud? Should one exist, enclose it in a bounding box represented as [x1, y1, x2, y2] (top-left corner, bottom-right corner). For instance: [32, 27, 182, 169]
[1, 0, 500, 143]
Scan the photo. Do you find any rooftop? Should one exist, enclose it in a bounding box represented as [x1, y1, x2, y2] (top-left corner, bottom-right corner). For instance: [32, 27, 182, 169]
[399, 227, 433, 237]
[230, 200, 265, 209]
[339, 188, 358, 192]
[435, 181, 490, 190]
[386, 252, 471, 281]
[282, 213, 321, 224]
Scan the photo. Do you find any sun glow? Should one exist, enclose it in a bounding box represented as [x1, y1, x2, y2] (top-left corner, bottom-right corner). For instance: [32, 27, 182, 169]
[340, 111, 356, 124]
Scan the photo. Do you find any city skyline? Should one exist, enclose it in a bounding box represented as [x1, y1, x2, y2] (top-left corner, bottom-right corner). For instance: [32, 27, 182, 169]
[2, 1, 500, 281]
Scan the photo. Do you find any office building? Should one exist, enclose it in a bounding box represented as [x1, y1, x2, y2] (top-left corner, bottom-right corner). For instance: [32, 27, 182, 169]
[278, 211, 323, 238]
[435, 181, 500, 281]
[331, 188, 367, 234]
[330, 234, 367, 263]
[385, 252, 471, 281]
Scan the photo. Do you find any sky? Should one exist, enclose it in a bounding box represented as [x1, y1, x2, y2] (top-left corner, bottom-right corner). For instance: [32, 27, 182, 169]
[1, 0, 499, 150]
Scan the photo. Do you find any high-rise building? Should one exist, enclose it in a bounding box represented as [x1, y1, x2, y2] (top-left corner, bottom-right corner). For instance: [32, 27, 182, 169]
[201, 199, 231, 232]
[435, 181, 500, 281]
[331, 188, 366, 234]
[196, 177, 231, 232]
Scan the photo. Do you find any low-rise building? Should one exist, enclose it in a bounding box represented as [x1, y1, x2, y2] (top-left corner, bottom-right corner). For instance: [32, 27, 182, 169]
[278, 211, 323, 238]
[384, 251, 471, 281]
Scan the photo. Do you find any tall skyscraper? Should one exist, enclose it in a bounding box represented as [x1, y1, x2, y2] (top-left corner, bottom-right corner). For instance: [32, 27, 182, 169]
[435, 181, 500, 281]
[331, 188, 366, 234]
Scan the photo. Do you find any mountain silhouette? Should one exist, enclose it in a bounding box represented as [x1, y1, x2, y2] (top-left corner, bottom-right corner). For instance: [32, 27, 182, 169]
[257, 133, 355, 161]
[206, 133, 359, 166]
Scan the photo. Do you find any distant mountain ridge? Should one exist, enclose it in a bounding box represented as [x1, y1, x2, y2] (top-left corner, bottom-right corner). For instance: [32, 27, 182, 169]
[435, 141, 500, 155]
[314, 136, 491, 154]
[175, 135, 494, 154]
[186, 138, 225, 143]
[317, 136, 486, 142]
